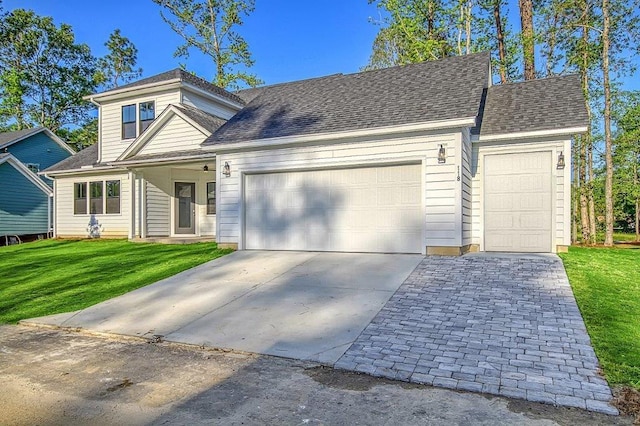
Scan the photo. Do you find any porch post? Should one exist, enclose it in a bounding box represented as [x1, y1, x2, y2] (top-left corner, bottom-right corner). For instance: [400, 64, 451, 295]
[129, 170, 135, 239]
[140, 173, 147, 238]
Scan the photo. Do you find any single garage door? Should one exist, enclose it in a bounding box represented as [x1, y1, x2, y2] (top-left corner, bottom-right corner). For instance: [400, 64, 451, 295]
[244, 164, 423, 253]
[484, 151, 553, 252]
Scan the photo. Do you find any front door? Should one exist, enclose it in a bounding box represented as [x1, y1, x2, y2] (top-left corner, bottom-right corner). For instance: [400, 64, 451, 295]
[174, 182, 196, 235]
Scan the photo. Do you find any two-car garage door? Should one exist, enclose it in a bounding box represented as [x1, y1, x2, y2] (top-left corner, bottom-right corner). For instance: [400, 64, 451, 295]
[484, 151, 553, 252]
[244, 164, 423, 253]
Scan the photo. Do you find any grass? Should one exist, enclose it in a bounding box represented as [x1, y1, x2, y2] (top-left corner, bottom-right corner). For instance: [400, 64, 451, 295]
[0, 239, 232, 324]
[559, 246, 640, 389]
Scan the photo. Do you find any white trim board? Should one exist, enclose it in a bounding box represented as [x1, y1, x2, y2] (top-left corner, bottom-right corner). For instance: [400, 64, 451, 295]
[207, 117, 477, 152]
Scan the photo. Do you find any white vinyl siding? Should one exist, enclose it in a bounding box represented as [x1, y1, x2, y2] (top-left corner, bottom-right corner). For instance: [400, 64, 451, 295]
[137, 113, 209, 156]
[471, 138, 571, 252]
[461, 129, 473, 246]
[99, 89, 180, 162]
[55, 171, 131, 237]
[181, 90, 238, 120]
[217, 132, 462, 252]
[244, 164, 422, 253]
[142, 168, 215, 237]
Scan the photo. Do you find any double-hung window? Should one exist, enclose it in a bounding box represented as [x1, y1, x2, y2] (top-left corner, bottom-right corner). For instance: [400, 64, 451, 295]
[139, 101, 155, 133]
[106, 180, 120, 214]
[74, 182, 87, 214]
[122, 101, 155, 139]
[122, 105, 136, 139]
[90, 181, 103, 214]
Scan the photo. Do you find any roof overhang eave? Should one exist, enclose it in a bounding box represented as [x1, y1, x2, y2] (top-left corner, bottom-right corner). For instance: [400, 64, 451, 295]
[209, 116, 478, 152]
[474, 126, 588, 142]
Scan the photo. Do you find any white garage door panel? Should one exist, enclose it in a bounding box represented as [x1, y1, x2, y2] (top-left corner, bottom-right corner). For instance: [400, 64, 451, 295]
[484, 151, 552, 252]
[245, 164, 422, 253]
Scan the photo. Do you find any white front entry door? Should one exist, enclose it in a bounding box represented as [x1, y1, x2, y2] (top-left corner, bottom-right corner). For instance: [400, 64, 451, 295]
[244, 164, 423, 253]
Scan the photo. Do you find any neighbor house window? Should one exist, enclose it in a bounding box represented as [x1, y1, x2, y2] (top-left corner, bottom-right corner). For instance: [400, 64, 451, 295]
[139, 101, 155, 133]
[122, 104, 136, 139]
[106, 180, 120, 214]
[90, 181, 103, 214]
[206, 182, 216, 215]
[25, 163, 40, 173]
[74, 182, 87, 215]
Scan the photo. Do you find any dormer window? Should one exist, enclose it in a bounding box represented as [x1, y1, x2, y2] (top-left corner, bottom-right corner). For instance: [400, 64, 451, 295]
[139, 101, 155, 133]
[121, 101, 155, 140]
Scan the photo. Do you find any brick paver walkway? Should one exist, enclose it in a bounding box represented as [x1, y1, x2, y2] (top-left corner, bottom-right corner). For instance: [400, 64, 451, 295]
[334, 254, 618, 415]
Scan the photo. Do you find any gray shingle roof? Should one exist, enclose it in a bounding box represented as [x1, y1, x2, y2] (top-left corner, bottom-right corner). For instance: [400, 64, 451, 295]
[0, 128, 42, 146]
[478, 74, 588, 136]
[173, 104, 226, 133]
[204, 52, 491, 145]
[96, 68, 246, 106]
[43, 143, 98, 173]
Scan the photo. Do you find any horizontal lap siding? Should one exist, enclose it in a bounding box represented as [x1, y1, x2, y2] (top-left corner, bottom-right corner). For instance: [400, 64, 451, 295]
[100, 90, 180, 162]
[0, 163, 49, 235]
[9, 132, 72, 173]
[138, 115, 207, 156]
[461, 129, 472, 245]
[55, 172, 130, 237]
[143, 170, 170, 237]
[217, 132, 461, 248]
[181, 91, 237, 119]
[471, 139, 571, 249]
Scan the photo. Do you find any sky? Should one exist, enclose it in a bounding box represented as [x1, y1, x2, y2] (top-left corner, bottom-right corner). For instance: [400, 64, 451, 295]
[2, 1, 637, 93]
[3, 0, 382, 86]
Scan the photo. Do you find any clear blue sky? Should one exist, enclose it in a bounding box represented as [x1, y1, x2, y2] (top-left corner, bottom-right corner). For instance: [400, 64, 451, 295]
[4, 0, 381, 86]
[3, 0, 638, 92]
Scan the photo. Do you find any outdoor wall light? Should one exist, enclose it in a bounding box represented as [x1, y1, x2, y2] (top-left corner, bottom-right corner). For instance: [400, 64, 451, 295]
[203, 164, 209, 172]
[557, 151, 565, 169]
[438, 144, 446, 164]
[223, 161, 231, 177]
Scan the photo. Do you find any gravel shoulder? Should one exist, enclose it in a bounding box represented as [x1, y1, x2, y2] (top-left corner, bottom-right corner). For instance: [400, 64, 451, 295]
[0, 325, 632, 425]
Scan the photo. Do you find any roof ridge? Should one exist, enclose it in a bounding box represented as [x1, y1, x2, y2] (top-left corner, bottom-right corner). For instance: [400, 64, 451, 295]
[489, 73, 580, 89]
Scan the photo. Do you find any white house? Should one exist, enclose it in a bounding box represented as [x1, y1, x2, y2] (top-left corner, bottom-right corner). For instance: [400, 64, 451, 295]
[44, 52, 588, 254]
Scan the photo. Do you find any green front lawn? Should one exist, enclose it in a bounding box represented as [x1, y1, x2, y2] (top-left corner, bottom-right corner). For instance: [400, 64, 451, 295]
[559, 246, 640, 389]
[0, 239, 232, 324]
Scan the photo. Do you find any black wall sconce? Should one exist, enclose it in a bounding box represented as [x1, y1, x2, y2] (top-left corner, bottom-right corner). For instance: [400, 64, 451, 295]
[203, 164, 209, 172]
[557, 151, 565, 169]
[223, 161, 231, 177]
[438, 144, 446, 164]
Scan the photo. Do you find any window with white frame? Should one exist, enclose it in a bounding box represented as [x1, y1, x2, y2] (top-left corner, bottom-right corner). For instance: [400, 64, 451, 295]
[73, 180, 121, 215]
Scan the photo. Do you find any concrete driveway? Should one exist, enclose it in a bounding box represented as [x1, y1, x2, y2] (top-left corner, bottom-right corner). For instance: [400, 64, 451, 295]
[26, 250, 422, 364]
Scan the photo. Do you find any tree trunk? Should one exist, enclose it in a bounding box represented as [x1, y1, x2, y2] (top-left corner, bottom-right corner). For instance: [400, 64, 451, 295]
[579, 136, 591, 242]
[493, 1, 508, 83]
[466, 1, 472, 54]
[572, 145, 579, 244]
[588, 143, 597, 243]
[602, 0, 614, 246]
[635, 160, 639, 242]
[519, 0, 536, 80]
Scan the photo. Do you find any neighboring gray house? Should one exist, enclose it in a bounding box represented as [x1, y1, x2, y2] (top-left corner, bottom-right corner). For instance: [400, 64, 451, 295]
[0, 128, 74, 241]
[44, 52, 588, 254]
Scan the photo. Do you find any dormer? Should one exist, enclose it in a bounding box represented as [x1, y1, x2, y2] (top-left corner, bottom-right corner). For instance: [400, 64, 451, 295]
[85, 69, 246, 163]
